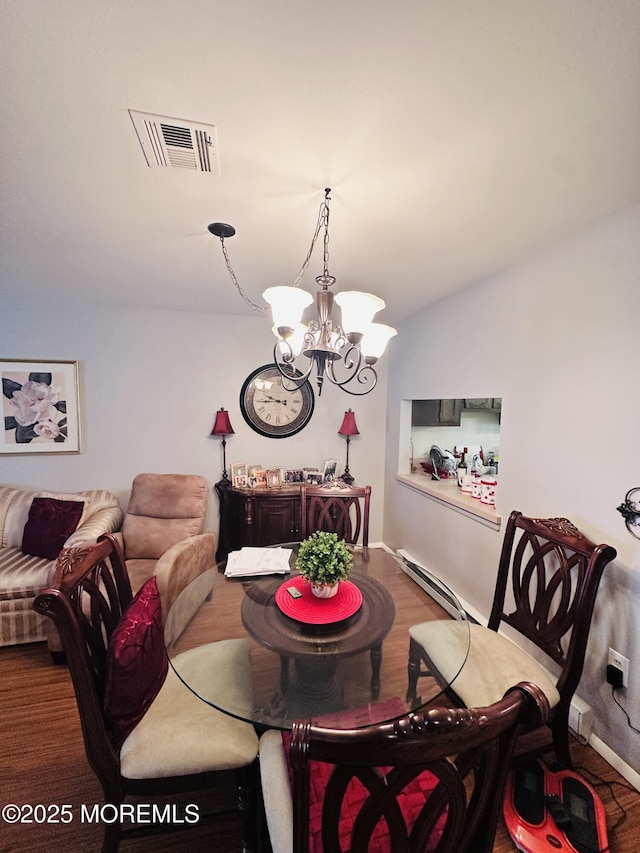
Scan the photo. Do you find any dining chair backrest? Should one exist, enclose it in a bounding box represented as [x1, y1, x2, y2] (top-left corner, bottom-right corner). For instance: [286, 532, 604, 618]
[300, 482, 371, 546]
[490, 513, 616, 707]
[287, 681, 550, 853]
[34, 536, 133, 791]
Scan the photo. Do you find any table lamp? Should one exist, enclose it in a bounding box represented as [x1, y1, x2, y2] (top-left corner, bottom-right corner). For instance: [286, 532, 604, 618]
[338, 408, 359, 485]
[210, 407, 234, 483]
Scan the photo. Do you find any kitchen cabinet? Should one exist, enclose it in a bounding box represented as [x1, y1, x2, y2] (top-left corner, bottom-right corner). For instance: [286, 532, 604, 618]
[464, 398, 501, 410]
[411, 399, 462, 427]
[215, 483, 301, 561]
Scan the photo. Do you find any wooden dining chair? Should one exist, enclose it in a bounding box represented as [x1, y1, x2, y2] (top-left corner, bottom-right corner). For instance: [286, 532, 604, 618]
[406, 511, 617, 768]
[300, 482, 371, 547]
[33, 535, 259, 852]
[259, 681, 550, 853]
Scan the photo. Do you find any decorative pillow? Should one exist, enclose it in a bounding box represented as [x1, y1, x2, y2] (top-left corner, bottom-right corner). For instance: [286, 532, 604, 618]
[282, 730, 444, 853]
[21, 497, 85, 560]
[104, 576, 168, 750]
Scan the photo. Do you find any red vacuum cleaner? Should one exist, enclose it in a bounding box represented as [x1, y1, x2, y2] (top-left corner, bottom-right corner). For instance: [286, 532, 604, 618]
[503, 758, 610, 853]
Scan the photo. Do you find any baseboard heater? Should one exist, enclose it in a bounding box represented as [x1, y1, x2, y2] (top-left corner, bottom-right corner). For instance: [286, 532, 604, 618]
[394, 549, 465, 620]
[395, 549, 593, 742]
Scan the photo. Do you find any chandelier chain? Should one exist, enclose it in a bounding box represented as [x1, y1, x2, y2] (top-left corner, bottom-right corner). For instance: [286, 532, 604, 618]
[292, 191, 330, 288]
[214, 189, 330, 306]
[219, 237, 266, 313]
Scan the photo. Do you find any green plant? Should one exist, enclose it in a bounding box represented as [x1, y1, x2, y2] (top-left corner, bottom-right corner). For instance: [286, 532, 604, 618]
[296, 531, 353, 587]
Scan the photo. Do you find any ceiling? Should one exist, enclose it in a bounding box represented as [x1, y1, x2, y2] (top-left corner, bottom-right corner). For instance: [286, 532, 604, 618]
[2, 1, 640, 326]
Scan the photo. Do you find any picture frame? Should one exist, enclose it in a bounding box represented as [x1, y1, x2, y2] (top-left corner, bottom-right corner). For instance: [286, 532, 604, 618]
[322, 459, 339, 483]
[285, 469, 304, 483]
[266, 468, 282, 489]
[1, 359, 81, 454]
[231, 462, 248, 488]
[254, 469, 268, 488]
[305, 468, 323, 485]
[248, 465, 263, 488]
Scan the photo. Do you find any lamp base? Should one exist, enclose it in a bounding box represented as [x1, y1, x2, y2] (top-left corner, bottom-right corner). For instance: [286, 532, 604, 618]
[340, 471, 354, 485]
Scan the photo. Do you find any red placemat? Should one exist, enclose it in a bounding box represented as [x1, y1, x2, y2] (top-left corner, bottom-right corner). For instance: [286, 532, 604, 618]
[275, 576, 362, 625]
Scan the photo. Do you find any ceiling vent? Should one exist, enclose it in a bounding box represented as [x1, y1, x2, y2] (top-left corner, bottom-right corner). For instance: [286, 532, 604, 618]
[129, 110, 219, 174]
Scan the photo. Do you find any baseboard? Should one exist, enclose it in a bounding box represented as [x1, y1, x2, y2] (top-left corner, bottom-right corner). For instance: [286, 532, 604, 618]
[588, 733, 640, 791]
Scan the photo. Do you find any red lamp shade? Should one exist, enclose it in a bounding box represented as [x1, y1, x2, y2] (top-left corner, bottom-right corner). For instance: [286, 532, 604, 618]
[211, 407, 234, 436]
[338, 409, 359, 437]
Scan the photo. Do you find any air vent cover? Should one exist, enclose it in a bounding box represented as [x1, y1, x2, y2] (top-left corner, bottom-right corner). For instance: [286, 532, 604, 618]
[129, 110, 219, 173]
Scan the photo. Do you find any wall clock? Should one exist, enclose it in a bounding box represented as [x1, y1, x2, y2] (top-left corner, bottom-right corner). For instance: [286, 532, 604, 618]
[239, 364, 315, 438]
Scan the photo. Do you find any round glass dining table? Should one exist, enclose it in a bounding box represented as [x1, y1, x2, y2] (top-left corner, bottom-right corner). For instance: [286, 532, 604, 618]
[164, 544, 470, 731]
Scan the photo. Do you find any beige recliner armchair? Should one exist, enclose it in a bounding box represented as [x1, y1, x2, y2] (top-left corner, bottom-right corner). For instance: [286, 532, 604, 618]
[106, 473, 216, 596]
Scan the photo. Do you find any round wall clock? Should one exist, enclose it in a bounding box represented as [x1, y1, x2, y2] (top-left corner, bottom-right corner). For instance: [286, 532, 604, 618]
[239, 364, 315, 438]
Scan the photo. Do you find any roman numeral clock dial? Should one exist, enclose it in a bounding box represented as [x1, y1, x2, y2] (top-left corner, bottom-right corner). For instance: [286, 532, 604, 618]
[240, 364, 315, 438]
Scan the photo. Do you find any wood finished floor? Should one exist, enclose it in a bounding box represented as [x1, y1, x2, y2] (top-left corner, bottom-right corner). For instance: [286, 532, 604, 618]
[2, 641, 639, 852]
[0, 549, 640, 853]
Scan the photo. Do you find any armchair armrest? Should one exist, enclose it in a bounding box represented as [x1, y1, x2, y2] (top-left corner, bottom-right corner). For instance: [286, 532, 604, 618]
[64, 505, 124, 548]
[155, 532, 217, 645]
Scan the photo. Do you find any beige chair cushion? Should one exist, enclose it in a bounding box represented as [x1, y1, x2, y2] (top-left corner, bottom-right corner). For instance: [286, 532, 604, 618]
[409, 620, 560, 709]
[259, 729, 294, 853]
[119, 639, 258, 780]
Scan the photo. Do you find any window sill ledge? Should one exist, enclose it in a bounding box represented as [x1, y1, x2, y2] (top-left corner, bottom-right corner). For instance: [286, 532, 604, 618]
[396, 473, 501, 530]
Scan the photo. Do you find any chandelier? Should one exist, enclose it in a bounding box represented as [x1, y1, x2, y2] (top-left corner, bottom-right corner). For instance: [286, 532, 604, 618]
[208, 188, 396, 396]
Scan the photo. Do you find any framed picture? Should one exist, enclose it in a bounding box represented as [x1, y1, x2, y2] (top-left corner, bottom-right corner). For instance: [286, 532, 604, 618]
[285, 469, 304, 483]
[248, 465, 263, 488]
[266, 468, 281, 489]
[305, 468, 323, 485]
[231, 462, 248, 488]
[254, 469, 268, 488]
[1, 360, 81, 454]
[322, 459, 339, 483]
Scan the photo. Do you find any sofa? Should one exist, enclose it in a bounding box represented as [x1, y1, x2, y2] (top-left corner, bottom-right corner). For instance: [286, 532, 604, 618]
[0, 485, 123, 655]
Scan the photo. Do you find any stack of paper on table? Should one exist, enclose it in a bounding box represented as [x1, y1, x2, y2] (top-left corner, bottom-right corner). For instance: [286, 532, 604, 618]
[224, 547, 292, 577]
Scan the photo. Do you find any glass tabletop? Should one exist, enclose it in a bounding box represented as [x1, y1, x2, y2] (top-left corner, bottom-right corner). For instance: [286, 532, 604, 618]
[164, 544, 470, 730]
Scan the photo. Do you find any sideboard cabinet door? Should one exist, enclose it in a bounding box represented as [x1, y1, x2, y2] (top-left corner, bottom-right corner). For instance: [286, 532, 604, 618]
[215, 484, 301, 561]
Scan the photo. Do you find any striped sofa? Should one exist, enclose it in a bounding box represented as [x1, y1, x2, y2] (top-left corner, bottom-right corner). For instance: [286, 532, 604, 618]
[0, 485, 123, 653]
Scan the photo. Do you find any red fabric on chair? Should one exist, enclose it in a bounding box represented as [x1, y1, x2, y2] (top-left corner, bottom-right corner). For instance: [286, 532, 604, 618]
[104, 576, 168, 749]
[281, 703, 446, 853]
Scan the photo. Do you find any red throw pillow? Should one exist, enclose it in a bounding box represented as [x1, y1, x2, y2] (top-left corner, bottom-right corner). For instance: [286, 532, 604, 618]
[21, 497, 85, 560]
[104, 576, 168, 750]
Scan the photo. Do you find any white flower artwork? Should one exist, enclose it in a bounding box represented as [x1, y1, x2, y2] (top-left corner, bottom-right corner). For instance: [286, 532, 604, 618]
[1, 360, 81, 454]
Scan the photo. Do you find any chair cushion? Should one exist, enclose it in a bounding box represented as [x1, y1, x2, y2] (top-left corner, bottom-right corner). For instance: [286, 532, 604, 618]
[409, 621, 560, 709]
[21, 497, 85, 560]
[262, 731, 444, 853]
[104, 576, 168, 749]
[119, 640, 259, 779]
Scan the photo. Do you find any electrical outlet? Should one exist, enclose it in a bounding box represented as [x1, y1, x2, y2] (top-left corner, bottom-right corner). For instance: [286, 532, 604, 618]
[608, 648, 629, 688]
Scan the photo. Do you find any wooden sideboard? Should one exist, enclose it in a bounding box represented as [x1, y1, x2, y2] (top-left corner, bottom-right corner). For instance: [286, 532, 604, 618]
[215, 482, 302, 561]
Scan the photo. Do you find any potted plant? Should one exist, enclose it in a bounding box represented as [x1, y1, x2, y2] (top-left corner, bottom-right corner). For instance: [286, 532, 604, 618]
[296, 531, 353, 598]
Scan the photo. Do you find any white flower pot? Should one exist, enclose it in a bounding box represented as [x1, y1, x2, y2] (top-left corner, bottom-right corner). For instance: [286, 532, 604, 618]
[310, 582, 339, 599]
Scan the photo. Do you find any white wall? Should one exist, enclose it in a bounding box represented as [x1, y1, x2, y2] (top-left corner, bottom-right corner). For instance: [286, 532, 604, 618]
[384, 203, 640, 775]
[0, 300, 389, 541]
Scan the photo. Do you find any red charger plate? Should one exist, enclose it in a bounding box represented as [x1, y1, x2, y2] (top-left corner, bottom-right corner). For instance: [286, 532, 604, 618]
[275, 575, 363, 625]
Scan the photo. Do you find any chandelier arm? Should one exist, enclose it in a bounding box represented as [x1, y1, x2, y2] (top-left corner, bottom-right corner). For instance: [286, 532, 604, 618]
[323, 345, 378, 395]
[328, 362, 379, 396]
[273, 343, 315, 391]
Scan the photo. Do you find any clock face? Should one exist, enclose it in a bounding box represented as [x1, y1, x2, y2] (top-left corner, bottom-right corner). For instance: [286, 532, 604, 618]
[240, 364, 315, 438]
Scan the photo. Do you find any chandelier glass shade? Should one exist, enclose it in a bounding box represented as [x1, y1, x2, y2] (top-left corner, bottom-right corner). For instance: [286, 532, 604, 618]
[208, 187, 396, 396]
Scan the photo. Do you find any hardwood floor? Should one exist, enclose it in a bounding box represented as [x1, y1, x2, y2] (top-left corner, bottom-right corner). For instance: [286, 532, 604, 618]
[2, 641, 639, 852]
